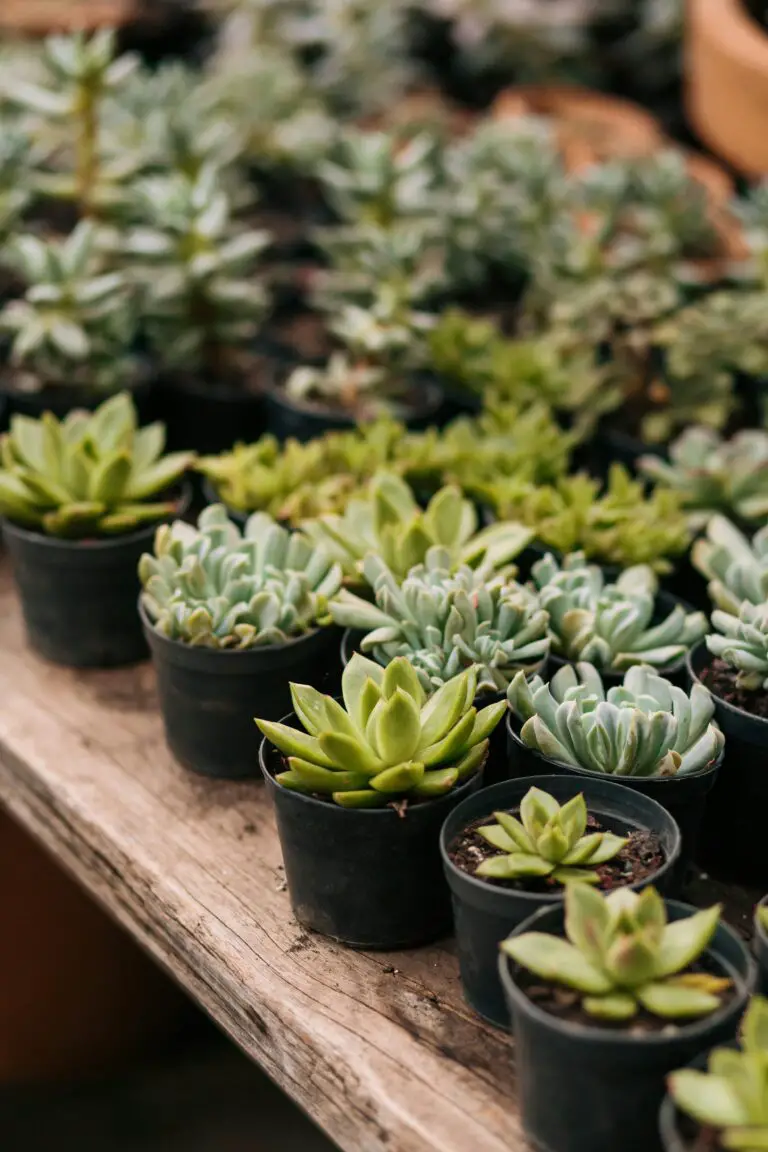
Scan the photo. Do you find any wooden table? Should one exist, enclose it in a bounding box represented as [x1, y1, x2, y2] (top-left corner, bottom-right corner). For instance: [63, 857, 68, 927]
[0, 561, 523, 1152]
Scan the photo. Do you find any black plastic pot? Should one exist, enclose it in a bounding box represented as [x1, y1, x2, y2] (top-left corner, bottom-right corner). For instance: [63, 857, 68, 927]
[755, 894, 768, 996]
[592, 420, 667, 479]
[441, 775, 681, 1030]
[0, 375, 155, 425]
[154, 369, 270, 454]
[687, 642, 768, 885]
[142, 607, 341, 779]
[264, 378, 444, 443]
[499, 899, 755, 1152]
[199, 477, 248, 528]
[506, 714, 721, 870]
[260, 718, 483, 948]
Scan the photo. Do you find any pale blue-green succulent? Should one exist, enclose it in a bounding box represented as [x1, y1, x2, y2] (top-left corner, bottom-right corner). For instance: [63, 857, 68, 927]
[693, 515, 768, 614]
[707, 602, 768, 692]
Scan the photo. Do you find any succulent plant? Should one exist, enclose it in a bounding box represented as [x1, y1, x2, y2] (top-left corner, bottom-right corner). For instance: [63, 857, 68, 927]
[302, 471, 532, 582]
[707, 602, 768, 692]
[693, 515, 768, 614]
[256, 655, 505, 807]
[502, 884, 726, 1021]
[0, 221, 140, 394]
[531, 552, 707, 672]
[669, 995, 768, 1149]
[508, 661, 724, 777]
[0, 393, 193, 538]
[330, 546, 550, 694]
[126, 167, 271, 378]
[733, 180, 768, 287]
[319, 130, 441, 230]
[475, 787, 627, 884]
[139, 503, 342, 648]
[285, 353, 402, 416]
[0, 125, 33, 239]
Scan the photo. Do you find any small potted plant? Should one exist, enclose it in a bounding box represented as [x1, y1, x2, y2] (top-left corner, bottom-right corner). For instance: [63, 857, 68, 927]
[692, 514, 768, 614]
[0, 391, 193, 666]
[441, 778, 680, 1029]
[256, 655, 506, 948]
[660, 995, 768, 1151]
[506, 662, 724, 860]
[139, 503, 343, 779]
[500, 884, 755, 1152]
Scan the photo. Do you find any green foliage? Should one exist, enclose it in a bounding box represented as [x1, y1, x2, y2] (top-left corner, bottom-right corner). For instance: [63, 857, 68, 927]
[502, 884, 726, 1021]
[257, 655, 504, 806]
[707, 602, 768, 692]
[139, 504, 342, 648]
[0, 222, 139, 393]
[475, 787, 627, 885]
[0, 393, 192, 538]
[330, 546, 550, 693]
[0, 125, 33, 238]
[319, 130, 441, 229]
[507, 661, 724, 777]
[693, 516, 768, 614]
[531, 552, 707, 672]
[669, 996, 768, 1148]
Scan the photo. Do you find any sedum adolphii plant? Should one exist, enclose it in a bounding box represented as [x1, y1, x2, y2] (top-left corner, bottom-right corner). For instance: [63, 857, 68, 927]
[257, 655, 505, 807]
[669, 995, 768, 1150]
[139, 504, 342, 649]
[693, 515, 768, 614]
[502, 884, 727, 1022]
[707, 603, 768, 693]
[330, 547, 550, 693]
[0, 393, 193, 538]
[508, 661, 724, 777]
[476, 787, 627, 884]
[531, 552, 707, 672]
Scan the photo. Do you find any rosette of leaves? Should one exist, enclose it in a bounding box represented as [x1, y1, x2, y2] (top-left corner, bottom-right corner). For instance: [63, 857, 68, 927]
[256, 655, 505, 807]
[125, 167, 271, 379]
[669, 996, 768, 1149]
[693, 515, 768, 614]
[140, 503, 342, 649]
[640, 427, 768, 532]
[303, 471, 532, 582]
[329, 546, 550, 693]
[531, 551, 707, 672]
[0, 126, 33, 241]
[707, 602, 768, 692]
[0, 222, 140, 394]
[0, 393, 193, 538]
[475, 787, 627, 884]
[508, 660, 724, 777]
[502, 884, 727, 1022]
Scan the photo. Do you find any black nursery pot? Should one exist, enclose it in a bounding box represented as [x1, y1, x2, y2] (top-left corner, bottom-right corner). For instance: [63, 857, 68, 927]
[0, 375, 155, 425]
[264, 378, 444, 444]
[154, 369, 270, 454]
[440, 775, 681, 1030]
[260, 720, 483, 948]
[506, 714, 721, 870]
[142, 609, 341, 780]
[499, 900, 755, 1152]
[687, 642, 768, 885]
[755, 895, 768, 996]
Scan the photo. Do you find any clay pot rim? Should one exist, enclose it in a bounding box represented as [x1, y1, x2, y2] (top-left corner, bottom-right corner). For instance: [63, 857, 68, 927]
[492, 83, 663, 138]
[699, 0, 768, 68]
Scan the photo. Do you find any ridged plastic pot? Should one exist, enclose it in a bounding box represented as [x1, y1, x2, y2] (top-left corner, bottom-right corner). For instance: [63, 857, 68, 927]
[506, 714, 721, 870]
[142, 607, 341, 779]
[264, 379, 444, 443]
[658, 1047, 730, 1152]
[687, 641, 768, 885]
[441, 775, 681, 1029]
[499, 899, 756, 1152]
[154, 371, 267, 454]
[755, 894, 768, 995]
[260, 718, 483, 948]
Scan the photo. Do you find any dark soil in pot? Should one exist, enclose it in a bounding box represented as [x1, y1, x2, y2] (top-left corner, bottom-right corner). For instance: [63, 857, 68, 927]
[499, 900, 755, 1152]
[0, 369, 155, 425]
[688, 642, 768, 885]
[441, 775, 681, 1029]
[755, 894, 768, 995]
[141, 606, 341, 780]
[153, 354, 274, 454]
[260, 719, 484, 948]
[264, 376, 444, 443]
[506, 713, 721, 872]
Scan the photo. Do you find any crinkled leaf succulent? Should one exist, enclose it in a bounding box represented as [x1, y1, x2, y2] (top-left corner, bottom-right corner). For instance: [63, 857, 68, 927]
[531, 551, 707, 672]
[508, 660, 724, 777]
[669, 995, 768, 1149]
[0, 392, 193, 538]
[707, 602, 768, 692]
[502, 884, 726, 1021]
[330, 546, 550, 693]
[476, 786, 627, 884]
[139, 504, 342, 649]
[693, 515, 768, 614]
[257, 654, 504, 806]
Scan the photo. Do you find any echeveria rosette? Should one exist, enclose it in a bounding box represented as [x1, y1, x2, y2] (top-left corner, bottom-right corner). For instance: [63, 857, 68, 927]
[476, 787, 627, 885]
[502, 884, 728, 1022]
[256, 655, 506, 808]
[531, 552, 707, 673]
[507, 662, 724, 778]
[693, 515, 768, 614]
[139, 504, 342, 649]
[707, 602, 768, 692]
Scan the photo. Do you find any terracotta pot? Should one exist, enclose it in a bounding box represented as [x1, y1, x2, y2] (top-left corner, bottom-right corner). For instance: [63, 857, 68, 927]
[492, 85, 664, 170]
[0, 0, 135, 33]
[687, 0, 768, 177]
[357, 86, 477, 139]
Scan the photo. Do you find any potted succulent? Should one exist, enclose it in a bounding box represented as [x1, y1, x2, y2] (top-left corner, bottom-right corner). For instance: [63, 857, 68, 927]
[756, 898, 768, 995]
[441, 777, 680, 1029]
[256, 655, 506, 947]
[500, 884, 755, 1152]
[506, 662, 724, 861]
[139, 503, 343, 779]
[0, 392, 192, 666]
[660, 995, 768, 1151]
[692, 515, 768, 614]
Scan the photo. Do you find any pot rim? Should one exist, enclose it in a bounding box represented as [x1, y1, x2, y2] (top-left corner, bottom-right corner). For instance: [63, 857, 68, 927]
[265, 373, 443, 423]
[687, 640, 768, 733]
